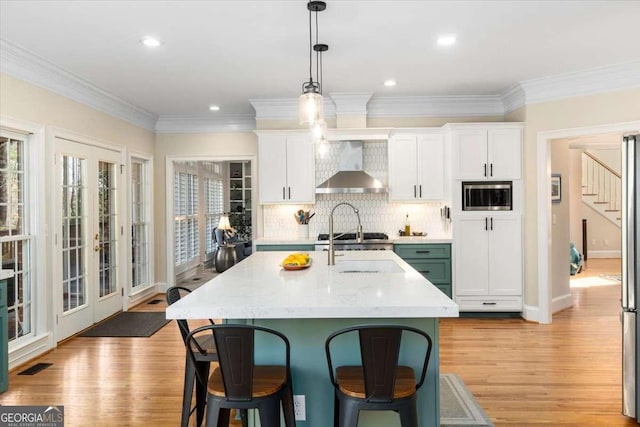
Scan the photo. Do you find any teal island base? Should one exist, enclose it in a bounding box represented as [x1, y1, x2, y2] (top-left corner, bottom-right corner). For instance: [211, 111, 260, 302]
[228, 317, 440, 427]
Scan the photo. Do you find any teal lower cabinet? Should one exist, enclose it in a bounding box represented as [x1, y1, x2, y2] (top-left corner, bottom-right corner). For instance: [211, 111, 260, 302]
[1, 278, 8, 393]
[256, 244, 315, 252]
[394, 243, 452, 298]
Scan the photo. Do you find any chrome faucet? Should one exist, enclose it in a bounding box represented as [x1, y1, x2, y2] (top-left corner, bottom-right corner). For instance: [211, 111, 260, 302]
[328, 202, 364, 265]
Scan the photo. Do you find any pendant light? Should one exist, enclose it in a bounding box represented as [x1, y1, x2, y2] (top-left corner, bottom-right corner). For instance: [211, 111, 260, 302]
[299, 1, 328, 126]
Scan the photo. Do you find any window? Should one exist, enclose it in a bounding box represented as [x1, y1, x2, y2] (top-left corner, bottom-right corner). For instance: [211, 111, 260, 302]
[131, 159, 150, 289]
[0, 131, 32, 342]
[204, 177, 223, 254]
[174, 167, 199, 268]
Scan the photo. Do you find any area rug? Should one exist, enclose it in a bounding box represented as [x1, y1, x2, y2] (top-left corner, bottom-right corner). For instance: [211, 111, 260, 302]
[78, 312, 170, 337]
[441, 373, 494, 427]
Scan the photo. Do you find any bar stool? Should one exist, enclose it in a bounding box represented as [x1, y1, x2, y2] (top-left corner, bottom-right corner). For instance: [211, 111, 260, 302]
[324, 325, 433, 427]
[185, 323, 296, 427]
[166, 287, 248, 427]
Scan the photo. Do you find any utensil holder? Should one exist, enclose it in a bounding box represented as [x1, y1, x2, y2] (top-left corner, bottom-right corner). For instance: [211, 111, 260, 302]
[298, 224, 309, 240]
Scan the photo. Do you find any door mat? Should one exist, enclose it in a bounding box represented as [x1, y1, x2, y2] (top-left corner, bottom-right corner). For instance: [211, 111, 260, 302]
[18, 363, 53, 375]
[78, 312, 170, 338]
[441, 373, 494, 426]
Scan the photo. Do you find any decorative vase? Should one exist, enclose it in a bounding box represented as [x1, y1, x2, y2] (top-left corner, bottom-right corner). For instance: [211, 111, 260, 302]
[214, 244, 238, 273]
[298, 224, 309, 240]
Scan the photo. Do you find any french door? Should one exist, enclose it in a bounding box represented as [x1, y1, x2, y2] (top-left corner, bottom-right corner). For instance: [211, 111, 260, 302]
[55, 138, 124, 340]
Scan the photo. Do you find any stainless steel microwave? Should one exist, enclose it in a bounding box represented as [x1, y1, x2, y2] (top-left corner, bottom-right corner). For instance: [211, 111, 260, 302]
[462, 181, 513, 211]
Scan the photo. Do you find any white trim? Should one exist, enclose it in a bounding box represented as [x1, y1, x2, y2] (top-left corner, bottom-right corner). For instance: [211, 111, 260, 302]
[0, 38, 158, 131]
[155, 114, 256, 133]
[8, 333, 54, 371]
[127, 285, 161, 309]
[521, 60, 640, 106]
[250, 98, 337, 121]
[368, 95, 504, 118]
[500, 84, 527, 114]
[552, 293, 573, 314]
[588, 250, 622, 259]
[537, 121, 640, 325]
[522, 304, 540, 323]
[329, 92, 373, 116]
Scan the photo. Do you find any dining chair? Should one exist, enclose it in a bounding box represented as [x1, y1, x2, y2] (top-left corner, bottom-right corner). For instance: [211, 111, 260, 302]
[324, 324, 433, 427]
[166, 286, 248, 427]
[185, 323, 296, 427]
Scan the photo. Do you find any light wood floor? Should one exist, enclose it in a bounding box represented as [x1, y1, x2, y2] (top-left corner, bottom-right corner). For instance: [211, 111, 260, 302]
[2, 259, 634, 426]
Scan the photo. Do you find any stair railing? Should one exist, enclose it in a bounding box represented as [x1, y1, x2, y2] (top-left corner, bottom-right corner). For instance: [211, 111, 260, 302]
[581, 151, 621, 215]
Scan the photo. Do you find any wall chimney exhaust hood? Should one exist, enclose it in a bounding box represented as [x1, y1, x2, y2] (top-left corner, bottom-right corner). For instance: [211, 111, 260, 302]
[316, 140, 387, 194]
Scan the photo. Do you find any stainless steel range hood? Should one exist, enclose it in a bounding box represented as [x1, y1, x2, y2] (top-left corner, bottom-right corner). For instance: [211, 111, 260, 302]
[316, 140, 387, 194]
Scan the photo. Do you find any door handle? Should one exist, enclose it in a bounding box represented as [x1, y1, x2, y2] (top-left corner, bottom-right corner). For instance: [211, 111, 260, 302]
[483, 163, 487, 177]
[416, 250, 431, 254]
[490, 163, 493, 177]
[490, 217, 493, 230]
[288, 187, 291, 199]
[414, 185, 417, 198]
[419, 185, 422, 198]
[482, 302, 497, 306]
[282, 187, 285, 200]
[485, 217, 488, 230]
[94, 245, 100, 252]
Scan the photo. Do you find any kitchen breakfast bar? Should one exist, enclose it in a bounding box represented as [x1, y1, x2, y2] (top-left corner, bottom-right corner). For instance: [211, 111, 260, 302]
[166, 250, 459, 426]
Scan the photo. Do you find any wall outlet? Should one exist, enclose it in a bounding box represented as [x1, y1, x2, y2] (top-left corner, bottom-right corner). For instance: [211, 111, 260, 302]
[293, 395, 306, 421]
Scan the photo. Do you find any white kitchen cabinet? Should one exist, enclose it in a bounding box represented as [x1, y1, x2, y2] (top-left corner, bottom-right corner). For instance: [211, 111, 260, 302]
[452, 126, 522, 180]
[388, 133, 445, 201]
[258, 133, 315, 204]
[453, 214, 522, 311]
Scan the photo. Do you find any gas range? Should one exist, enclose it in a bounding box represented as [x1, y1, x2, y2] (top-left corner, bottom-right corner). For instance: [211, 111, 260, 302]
[314, 232, 393, 251]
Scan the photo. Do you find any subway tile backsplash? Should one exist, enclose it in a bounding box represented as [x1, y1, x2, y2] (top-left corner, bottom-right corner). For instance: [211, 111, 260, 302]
[262, 141, 452, 240]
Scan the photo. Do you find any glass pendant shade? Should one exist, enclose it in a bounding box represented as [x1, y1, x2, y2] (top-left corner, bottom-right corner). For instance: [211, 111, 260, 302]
[311, 119, 327, 142]
[299, 91, 323, 126]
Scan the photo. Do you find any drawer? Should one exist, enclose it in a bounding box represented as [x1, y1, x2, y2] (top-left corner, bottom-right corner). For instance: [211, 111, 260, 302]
[407, 260, 451, 283]
[256, 245, 315, 252]
[0, 280, 6, 308]
[394, 244, 450, 259]
[455, 296, 522, 312]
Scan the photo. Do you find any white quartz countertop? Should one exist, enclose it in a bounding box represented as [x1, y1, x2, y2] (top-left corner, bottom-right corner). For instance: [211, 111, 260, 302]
[253, 237, 452, 245]
[166, 251, 458, 320]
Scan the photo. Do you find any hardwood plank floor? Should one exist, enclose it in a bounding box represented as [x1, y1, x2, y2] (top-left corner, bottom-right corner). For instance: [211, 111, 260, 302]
[1, 259, 635, 425]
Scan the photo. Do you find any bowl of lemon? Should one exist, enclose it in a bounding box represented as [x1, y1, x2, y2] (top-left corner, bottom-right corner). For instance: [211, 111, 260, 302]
[281, 253, 311, 270]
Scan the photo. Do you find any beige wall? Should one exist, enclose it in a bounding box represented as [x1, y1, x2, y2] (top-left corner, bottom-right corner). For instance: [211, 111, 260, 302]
[0, 73, 155, 153]
[522, 88, 640, 307]
[550, 140, 572, 302]
[154, 132, 257, 283]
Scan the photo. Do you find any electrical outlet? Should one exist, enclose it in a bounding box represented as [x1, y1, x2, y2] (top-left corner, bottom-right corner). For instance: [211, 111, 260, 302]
[293, 395, 306, 421]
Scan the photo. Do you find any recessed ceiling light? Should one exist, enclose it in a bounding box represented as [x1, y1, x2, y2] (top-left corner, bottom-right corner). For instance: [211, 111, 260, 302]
[209, 105, 220, 111]
[384, 80, 397, 87]
[141, 37, 161, 47]
[437, 34, 457, 46]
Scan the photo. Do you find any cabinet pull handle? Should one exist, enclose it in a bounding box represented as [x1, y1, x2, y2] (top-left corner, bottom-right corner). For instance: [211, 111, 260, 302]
[490, 163, 493, 177]
[288, 187, 291, 199]
[485, 217, 488, 230]
[416, 250, 431, 254]
[414, 185, 417, 198]
[419, 184, 422, 198]
[482, 302, 497, 305]
[484, 163, 487, 177]
[282, 187, 285, 200]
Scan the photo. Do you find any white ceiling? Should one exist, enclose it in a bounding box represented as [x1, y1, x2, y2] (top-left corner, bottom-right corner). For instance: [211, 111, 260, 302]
[1, 0, 639, 119]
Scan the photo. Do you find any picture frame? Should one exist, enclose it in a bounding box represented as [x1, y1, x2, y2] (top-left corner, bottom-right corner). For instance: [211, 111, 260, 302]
[551, 174, 561, 202]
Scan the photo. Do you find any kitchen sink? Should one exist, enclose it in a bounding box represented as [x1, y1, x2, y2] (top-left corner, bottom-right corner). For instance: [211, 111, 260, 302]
[334, 259, 404, 274]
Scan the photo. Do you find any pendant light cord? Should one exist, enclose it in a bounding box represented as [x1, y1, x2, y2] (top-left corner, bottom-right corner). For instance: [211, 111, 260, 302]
[308, 7, 313, 83]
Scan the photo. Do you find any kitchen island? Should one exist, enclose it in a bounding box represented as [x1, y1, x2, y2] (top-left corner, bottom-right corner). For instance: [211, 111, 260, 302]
[166, 250, 458, 426]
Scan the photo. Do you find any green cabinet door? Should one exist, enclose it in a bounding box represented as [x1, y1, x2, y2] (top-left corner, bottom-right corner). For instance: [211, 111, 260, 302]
[394, 243, 452, 298]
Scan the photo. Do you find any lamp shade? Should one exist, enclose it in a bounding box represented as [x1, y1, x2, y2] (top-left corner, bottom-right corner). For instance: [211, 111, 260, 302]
[217, 214, 232, 231]
[299, 92, 323, 126]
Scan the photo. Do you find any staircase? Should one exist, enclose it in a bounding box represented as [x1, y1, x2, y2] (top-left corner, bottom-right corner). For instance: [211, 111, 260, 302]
[581, 151, 621, 227]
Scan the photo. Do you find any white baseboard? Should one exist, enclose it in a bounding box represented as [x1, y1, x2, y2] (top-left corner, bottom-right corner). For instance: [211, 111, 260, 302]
[587, 250, 621, 259]
[128, 283, 167, 308]
[522, 304, 540, 323]
[552, 293, 574, 314]
[9, 333, 54, 371]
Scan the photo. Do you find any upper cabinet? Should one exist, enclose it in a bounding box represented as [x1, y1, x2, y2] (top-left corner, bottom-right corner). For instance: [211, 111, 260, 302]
[257, 133, 315, 204]
[451, 125, 523, 180]
[388, 133, 445, 201]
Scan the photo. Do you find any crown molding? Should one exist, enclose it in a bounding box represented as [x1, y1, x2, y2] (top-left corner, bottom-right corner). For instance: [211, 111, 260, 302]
[155, 114, 256, 133]
[329, 92, 373, 115]
[250, 98, 336, 121]
[519, 60, 640, 105]
[500, 84, 526, 114]
[367, 95, 504, 118]
[0, 38, 158, 131]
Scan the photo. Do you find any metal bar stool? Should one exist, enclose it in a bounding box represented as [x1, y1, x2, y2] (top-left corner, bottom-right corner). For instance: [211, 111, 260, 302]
[185, 323, 296, 427]
[325, 324, 433, 427]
